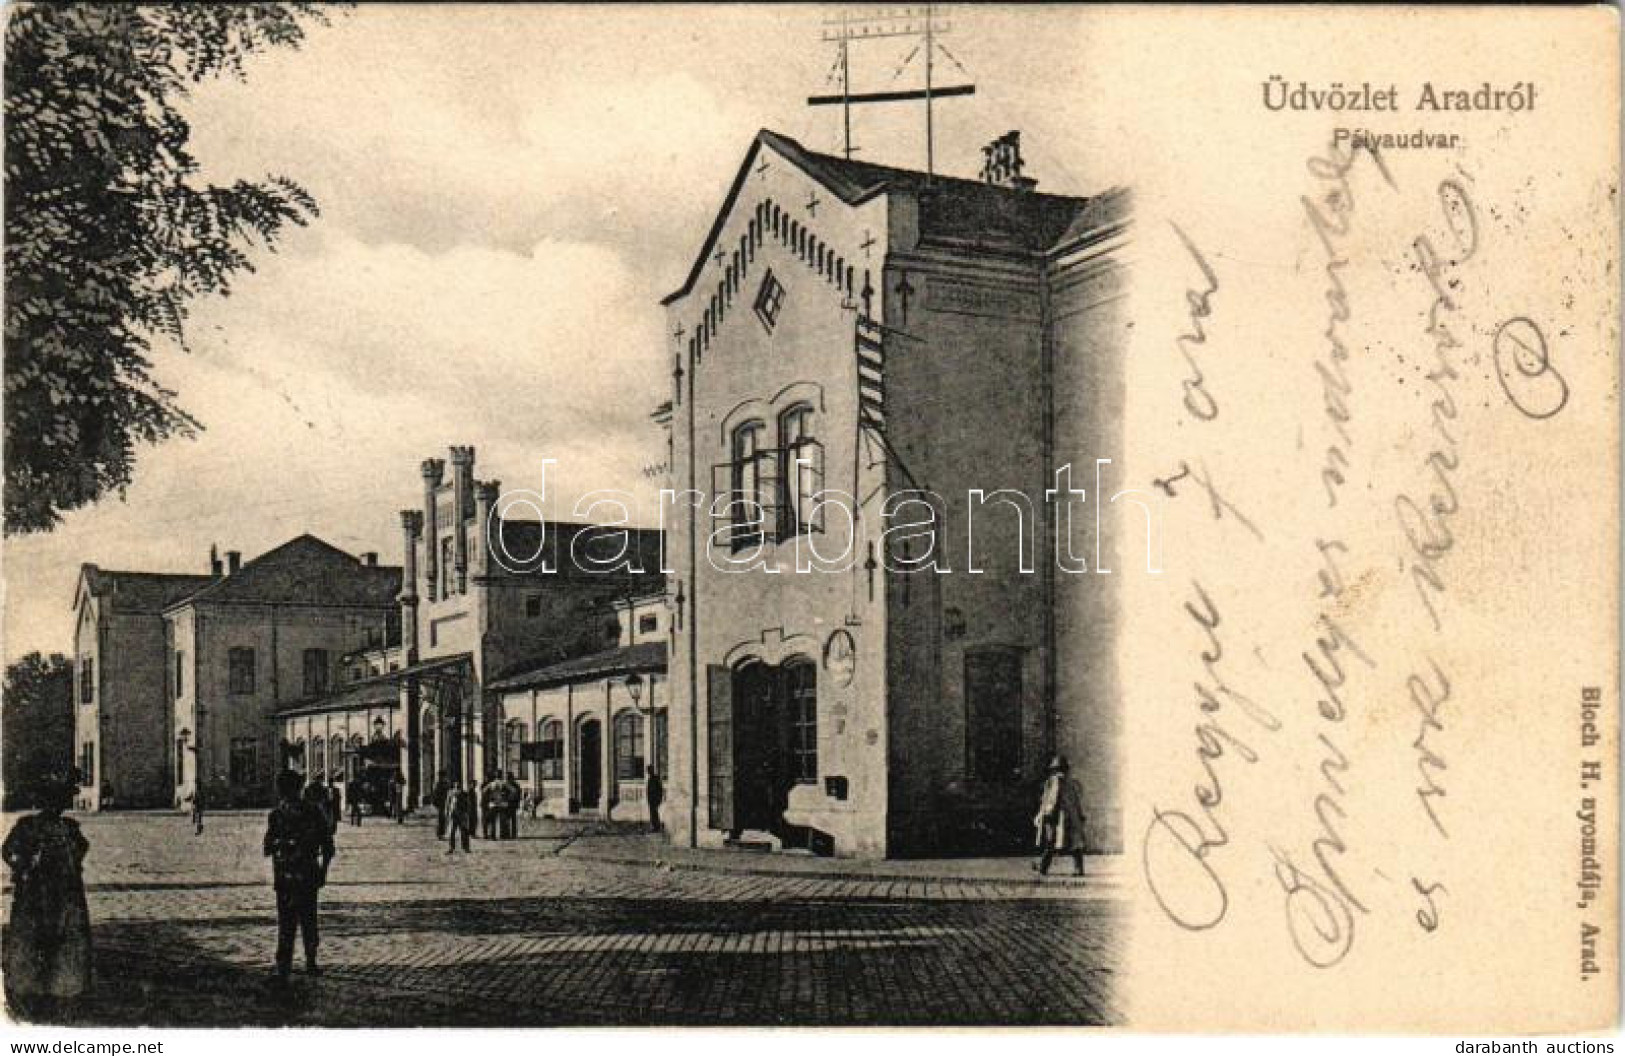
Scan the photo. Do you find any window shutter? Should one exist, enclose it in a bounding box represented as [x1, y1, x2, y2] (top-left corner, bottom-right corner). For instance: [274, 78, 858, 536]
[707, 664, 735, 830]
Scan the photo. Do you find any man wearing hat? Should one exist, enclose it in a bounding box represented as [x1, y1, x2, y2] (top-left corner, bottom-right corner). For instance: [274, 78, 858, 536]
[1034, 755, 1086, 877]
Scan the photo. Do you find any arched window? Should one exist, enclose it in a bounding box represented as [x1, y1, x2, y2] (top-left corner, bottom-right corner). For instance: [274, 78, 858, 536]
[845, 264, 855, 294]
[291, 738, 307, 775]
[539, 719, 564, 780]
[778, 404, 821, 539]
[729, 421, 767, 549]
[790, 221, 801, 255]
[328, 738, 343, 781]
[787, 660, 818, 783]
[614, 711, 645, 782]
[311, 736, 325, 781]
[347, 733, 364, 781]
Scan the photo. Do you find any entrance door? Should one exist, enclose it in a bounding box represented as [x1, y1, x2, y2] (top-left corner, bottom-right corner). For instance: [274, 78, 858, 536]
[577, 719, 602, 811]
[733, 662, 779, 832]
[726, 660, 814, 837]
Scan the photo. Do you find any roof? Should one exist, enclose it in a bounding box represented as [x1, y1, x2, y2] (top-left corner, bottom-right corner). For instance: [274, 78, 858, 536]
[664, 129, 1117, 305]
[488, 641, 667, 693]
[488, 520, 665, 579]
[78, 566, 217, 615]
[273, 679, 400, 719]
[167, 535, 401, 612]
[273, 652, 472, 718]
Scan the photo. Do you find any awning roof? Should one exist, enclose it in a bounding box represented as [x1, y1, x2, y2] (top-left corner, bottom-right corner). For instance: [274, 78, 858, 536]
[272, 652, 471, 720]
[489, 641, 666, 694]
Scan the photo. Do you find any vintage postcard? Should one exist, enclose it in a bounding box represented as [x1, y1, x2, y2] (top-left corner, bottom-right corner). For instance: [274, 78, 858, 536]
[1, 2, 1618, 1036]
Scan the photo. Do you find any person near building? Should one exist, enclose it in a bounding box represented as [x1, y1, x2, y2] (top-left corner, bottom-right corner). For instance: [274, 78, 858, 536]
[347, 774, 364, 827]
[479, 775, 499, 840]
[303, 781, 334, 837]
[501, 771, 522, 839]
[1033, 756, 1087, 877]
[645, 765, 665, 834]
[188, 777, 207, 835]
[327, 780, 342, 833]
[444, 782, 472, 854]
[2, 776, 92, 1020]
[263, 770, 335, 980]
[431, 774, 450, 838]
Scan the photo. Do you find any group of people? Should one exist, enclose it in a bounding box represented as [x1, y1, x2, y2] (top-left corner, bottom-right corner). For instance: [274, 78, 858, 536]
[426, 771, 522, 853]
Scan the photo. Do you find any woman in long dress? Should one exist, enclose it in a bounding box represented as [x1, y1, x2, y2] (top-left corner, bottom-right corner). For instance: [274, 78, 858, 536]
[3, 778, 92, 1019]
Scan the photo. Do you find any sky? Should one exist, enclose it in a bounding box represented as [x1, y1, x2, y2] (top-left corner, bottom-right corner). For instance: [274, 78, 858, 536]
[3, 5, 1130, 661]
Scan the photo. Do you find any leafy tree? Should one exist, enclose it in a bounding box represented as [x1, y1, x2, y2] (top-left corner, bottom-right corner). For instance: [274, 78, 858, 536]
[4, 3, 337, 535]
[2, 651, 73, 809]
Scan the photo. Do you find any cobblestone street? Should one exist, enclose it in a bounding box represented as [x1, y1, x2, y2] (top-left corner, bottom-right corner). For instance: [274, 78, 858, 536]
[12, 812, 1123, 1027]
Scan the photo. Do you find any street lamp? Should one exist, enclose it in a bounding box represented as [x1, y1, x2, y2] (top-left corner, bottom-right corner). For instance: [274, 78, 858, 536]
[624, 672, 646, 713]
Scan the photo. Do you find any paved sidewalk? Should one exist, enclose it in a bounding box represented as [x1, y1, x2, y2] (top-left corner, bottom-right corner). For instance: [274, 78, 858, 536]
[549, 827, 1119, 889]
[5, 811, 1122, 1026]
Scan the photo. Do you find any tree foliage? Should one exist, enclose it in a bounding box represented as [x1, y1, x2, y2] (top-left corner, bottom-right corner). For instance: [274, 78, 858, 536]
[2, 651, 73, 808]
[4, 3, 336, 535]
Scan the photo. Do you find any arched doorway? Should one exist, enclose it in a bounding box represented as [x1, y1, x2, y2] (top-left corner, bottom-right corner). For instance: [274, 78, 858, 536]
[728, 658, 816, 837]
[575, 718, 602, 812]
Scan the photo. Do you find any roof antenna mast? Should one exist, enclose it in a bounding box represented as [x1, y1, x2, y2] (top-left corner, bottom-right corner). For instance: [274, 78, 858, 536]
[808, 5, 976, 183]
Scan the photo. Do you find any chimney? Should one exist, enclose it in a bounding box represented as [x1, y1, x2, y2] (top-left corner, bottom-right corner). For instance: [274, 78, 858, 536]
[209, 543, 222, 578]
[362, 551, 378, 567]
[421, 458, 445, 601]
[980, 130, 1036, 192]
[474, 480, 501, 578]
[449, 446, 476, 594]
[226, 550, 242, 574]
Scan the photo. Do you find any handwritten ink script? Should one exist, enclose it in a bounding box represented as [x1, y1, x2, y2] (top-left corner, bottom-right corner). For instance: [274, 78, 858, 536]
[1143, 134, 1579, 972]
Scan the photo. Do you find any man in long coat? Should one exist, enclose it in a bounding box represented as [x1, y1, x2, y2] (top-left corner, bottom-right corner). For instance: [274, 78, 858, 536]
[1033, 756, 1086, 877]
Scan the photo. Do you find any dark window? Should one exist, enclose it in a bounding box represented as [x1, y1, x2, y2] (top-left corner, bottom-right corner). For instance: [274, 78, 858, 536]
[540, 720, 564, 781]
[788, 661, 817, 783]
[79, 741, 95, 785]
[505, 720, 525, 777]
[754, 269, 785, 331]
[175, 737, 186, 784]
[966, 649, 1024, 782]
[614, 711, 644, 782]
[229, 738, 256, 787]
[302, 649, 330, 697]
[638, 613, 659, 635]
[653, 710, 669, 779]
[778, 405, 821, 538]
[311, 737, 326, 781]
[78, 656, 93, 704]
[174, 651, 185, 697]
[441, 536, 454, 598]
[729, 421, 768, 549]
[228, 647, 256, 695]
[524, 594, 542, 618]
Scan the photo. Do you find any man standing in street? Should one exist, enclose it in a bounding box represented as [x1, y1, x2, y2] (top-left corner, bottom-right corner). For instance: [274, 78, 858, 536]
[445, 782, 471, 854]
[502, 771, 522, 839]
[347, 774, 364, 827]
[264, 769, 335, 980]
[432, 773, 450, 838]
[480, 775, 498, 840]
[188, 777, 206, 836]
[645, 765, 664, 834]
